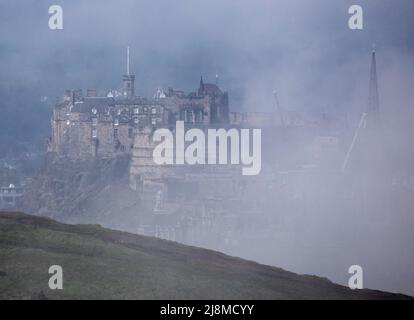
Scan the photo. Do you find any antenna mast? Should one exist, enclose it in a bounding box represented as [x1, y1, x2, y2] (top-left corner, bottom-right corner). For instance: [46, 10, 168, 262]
[127, 46, 130, 75]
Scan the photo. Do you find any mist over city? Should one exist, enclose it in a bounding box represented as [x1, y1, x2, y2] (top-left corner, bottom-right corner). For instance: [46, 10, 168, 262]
[1, 0, 414, 301]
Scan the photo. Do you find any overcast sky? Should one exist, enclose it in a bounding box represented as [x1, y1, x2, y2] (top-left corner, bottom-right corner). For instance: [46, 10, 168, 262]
[0, 0, 413, 107]
[0, 0, 413, 140]
[1, 0, 414, 294]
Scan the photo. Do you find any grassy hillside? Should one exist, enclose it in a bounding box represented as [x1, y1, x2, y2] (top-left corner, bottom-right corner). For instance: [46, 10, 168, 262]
[0, 211, 409, 300]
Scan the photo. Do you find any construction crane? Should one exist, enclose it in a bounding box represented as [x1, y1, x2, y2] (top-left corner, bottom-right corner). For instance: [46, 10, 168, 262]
[341, 112, 367, 172]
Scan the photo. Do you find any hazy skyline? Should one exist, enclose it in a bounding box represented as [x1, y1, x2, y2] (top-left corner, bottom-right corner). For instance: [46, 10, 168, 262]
[0, 0, 413, 112]
[1, 0, 414, 296]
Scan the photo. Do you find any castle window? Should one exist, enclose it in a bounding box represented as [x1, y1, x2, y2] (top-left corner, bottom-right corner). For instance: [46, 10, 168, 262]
[92, 128, 97, 138]
[91, 108, 97, 115]
[134, 117, 139, 124]
[128, 128, 133, 138]
[92, 117, 98, 126]
[151, 118, 157, 125]
[151, 107, 157, 114]
[114, 118, 119, 126]
[134, 107, 139, 114]
[143, 107, 148, 113]
[114, 128, 118, 139]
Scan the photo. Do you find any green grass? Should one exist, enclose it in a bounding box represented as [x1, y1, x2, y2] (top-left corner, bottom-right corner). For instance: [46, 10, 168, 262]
[0, 211, 410, 300]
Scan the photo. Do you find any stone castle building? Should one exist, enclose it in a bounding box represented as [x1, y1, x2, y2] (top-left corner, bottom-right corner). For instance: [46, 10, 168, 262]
[45, 54, 277, 243]
[47, 56, 275, 186]
[48, 74, 231, 160]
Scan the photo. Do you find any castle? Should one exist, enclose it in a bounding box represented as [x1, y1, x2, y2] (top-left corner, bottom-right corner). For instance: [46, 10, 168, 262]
[48, 75, 231, 159]
[44, 50, 281, 243]
[23, 48, 395, 254]
[48, 56, 274, 161]
[48, 49, 277, 194]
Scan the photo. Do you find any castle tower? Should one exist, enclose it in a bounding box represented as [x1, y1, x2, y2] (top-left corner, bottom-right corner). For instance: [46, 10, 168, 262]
[122, 46, 135, 97]
[198, 76, 205, 95]
[367, 46, 380, 125]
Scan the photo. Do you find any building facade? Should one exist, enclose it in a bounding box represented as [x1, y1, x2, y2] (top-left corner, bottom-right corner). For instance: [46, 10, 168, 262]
[48, 74, 232, 160]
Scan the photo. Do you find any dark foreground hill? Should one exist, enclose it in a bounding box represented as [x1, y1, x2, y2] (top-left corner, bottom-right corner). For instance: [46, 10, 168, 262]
[0, 212, 409, 300]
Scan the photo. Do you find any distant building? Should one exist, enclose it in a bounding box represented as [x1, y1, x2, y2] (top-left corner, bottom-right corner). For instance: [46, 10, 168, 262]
[46, 49, 331, 243]
[48, 75, 233, 159]
[0, 184, 23, 209]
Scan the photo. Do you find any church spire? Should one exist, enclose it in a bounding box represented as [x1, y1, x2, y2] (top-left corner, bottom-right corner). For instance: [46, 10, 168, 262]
[198, 75, 205, 96]
[200, 76, 205, 91]
[368, 45, 380, 119]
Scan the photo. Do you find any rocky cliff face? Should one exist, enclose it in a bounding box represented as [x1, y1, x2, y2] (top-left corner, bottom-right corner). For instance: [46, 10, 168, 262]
[20, 153, 137, 226]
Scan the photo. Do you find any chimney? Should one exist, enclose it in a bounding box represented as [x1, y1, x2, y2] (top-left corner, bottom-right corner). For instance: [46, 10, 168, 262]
[87, 89, 97, 97]
[74, 89, 83, 100]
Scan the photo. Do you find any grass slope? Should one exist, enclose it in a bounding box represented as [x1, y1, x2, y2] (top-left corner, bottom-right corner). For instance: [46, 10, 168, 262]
[0, 211, 409, 300]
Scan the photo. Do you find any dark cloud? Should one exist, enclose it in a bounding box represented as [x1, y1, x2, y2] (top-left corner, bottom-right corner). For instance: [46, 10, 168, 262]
[1, 0, 413, 107]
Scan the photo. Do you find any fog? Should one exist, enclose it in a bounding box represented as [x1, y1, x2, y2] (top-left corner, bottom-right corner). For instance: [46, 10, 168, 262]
[2, 0, 413, 112]
[1, 0, 414, 295]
